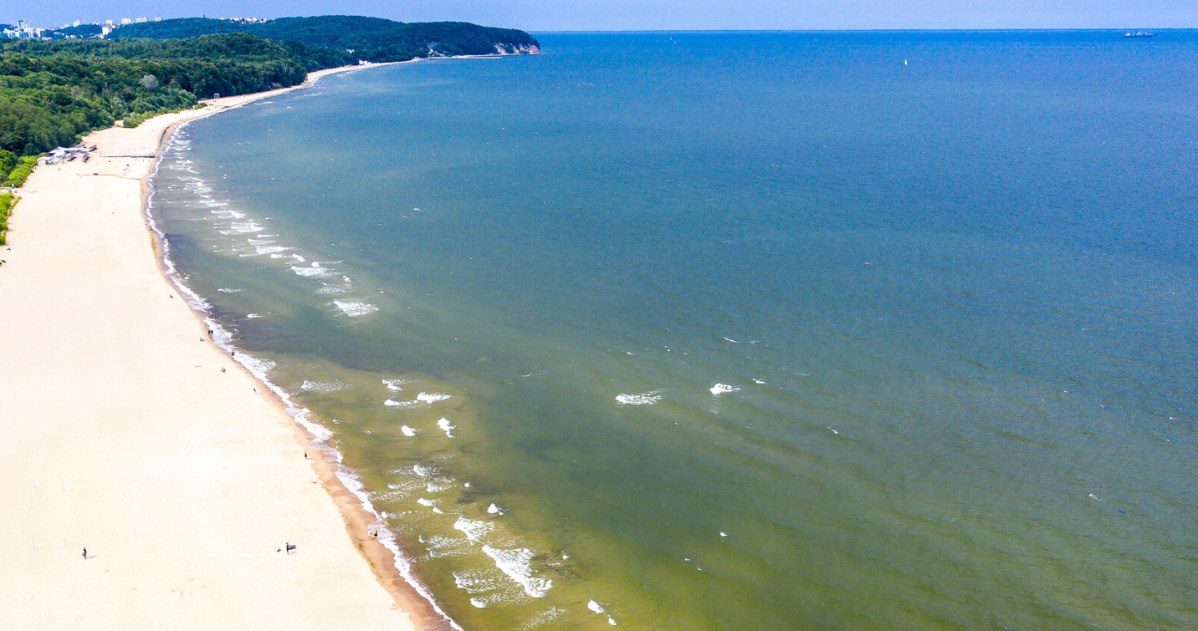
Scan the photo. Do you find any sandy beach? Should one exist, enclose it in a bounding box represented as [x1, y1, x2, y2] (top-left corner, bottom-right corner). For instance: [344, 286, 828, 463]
[0, 66, 437, 629]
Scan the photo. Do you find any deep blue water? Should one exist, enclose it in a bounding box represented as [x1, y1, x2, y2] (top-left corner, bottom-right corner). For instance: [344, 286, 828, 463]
[153, 31, 1198, 630]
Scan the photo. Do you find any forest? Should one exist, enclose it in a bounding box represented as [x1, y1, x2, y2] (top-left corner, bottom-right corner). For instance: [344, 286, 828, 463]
[0, 33, 308, 179]
[0, 16, 538, 187]
[108, 16, 540, 63]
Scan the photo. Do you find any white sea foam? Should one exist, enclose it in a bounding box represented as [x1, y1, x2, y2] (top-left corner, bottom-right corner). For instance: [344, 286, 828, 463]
[437, 418, 456, 438]
[291, 262, 332, 278]
[426, 535, 471, 559]
[588, 600, 606, 614]
[246, 313, 263, 319]
[154, 122, 466, 631]
[709, 383, 741, 395]
[255, 244, 292, 256]
[453, 516, 495, 543]
[224, 220, 264, 234]
[238, 354, 277, 378]
[487, 503, 504, 515]
[481, 545, 552, 598]
[382, 378, 407, 391]
[412, 464, 437, 478]
[217, 287, 243, 293]
[615, 390, 663, 405]
[753, 378, 767, 385]
[426, 477, 455, 493]
[315, 283, 350, 295]
[418, 392, 451, 404]
[300, 379, 343, 393]
[518, 607, 568, 630]
[334, 299, 379, 317]
[453, 569, 504, 595]
[401, 425, 418, 437]
[384, 398, 418, 408]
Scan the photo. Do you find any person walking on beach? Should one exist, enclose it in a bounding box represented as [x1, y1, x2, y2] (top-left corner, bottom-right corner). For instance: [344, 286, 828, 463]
[81, 548, 87, 560]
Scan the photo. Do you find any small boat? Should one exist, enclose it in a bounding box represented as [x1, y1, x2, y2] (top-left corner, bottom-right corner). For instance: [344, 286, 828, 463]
[1123, 31, 1155, 38]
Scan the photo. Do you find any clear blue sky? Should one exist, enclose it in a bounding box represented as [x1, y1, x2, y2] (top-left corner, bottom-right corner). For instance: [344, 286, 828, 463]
[6, 0, 1194, 31]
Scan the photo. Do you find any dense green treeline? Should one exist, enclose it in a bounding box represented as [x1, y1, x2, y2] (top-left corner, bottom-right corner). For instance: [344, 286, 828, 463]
[0, 16, 538, 186]
[0, 33, 309, 178]
[109, 16, 540, 63]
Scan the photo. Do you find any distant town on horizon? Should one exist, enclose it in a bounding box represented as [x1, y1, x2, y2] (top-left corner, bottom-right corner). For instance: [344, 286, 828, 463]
[3, 16, 279, 40]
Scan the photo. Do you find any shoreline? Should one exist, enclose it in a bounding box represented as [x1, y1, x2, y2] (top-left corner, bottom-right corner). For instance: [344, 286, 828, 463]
[146, 61, 460, 631]
[0, 63, 448, 630]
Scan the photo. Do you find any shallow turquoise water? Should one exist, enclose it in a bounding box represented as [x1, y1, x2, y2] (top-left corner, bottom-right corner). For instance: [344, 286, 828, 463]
[153, 31, 1198, 630]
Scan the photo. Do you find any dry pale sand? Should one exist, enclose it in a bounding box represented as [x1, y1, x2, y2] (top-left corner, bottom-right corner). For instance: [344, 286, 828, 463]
[0, 67, 441, 629]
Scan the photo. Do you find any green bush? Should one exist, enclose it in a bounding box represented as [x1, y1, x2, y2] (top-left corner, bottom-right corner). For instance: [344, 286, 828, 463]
[0, 149, 15, 182]
[2, 156, 37, 188]
[0, 191, 14, 245]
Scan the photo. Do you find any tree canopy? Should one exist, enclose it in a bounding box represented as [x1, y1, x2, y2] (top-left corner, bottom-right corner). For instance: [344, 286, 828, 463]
[0, 16, 538, 184]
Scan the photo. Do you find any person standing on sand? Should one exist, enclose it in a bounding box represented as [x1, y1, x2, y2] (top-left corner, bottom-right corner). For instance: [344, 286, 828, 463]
[81, 548, 87, 560]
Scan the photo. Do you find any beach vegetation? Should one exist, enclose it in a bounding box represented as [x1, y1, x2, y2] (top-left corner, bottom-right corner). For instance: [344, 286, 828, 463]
[0, 149, 15, 180]
[1, 156, 37, 188]
[0, 191, 15, 244]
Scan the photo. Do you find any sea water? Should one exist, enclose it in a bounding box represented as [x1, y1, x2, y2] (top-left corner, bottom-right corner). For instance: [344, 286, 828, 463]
[150, 31, 1198, 630]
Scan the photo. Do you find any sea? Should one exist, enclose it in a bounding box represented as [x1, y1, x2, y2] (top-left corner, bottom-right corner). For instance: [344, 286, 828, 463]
[149, 31, 1198, 630]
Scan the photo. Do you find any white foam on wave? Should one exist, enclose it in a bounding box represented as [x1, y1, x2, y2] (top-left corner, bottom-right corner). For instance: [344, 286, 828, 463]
[453, 516, 494, 543]
[425, 535, 471, 559]
[425, 476, 455, 493]
[246, 313, 263, 319]
[481, 545, 552, 598]
[437, 418, 456, 438]
[487, 503, 504, 515]
[382, 378, 406, 391]
[334, 299, 379, 317]
[454, 569, 502, 595]
[384, 398, 418, 408]
[152, 124, 467, 631]
[217, 287, 243, 293]
[753, 378, 767, 385]
[615, 390, 663, 405]
[418, 392, 451, 404]
[256, 244, 292, 257]
[412, 464, 437, 478]
[518, 607, 568, 630]
[223, 220, 264, 235]
[238, 354, 277, 378]
[300, 379, 343, 393]
[710, 383, 740, 396]
[291, 261, 332, 278]
[315, 283, 350, 295]
[401, 425, 418, 437]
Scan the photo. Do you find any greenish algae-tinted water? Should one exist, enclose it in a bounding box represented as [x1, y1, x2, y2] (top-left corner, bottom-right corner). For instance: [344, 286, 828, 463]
[151, 31, 1198, 630]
